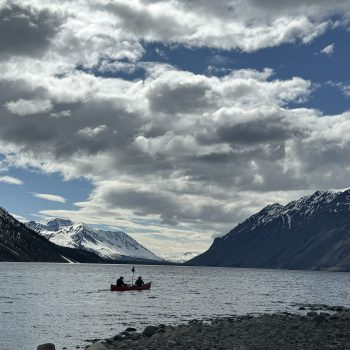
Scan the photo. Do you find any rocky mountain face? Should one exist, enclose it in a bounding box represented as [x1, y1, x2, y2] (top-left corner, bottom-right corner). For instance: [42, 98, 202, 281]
[0, 207, 109, 263]
[0, 207, 67, 262]
[187, 189, 350, 271]
[26, 218, 162, 262]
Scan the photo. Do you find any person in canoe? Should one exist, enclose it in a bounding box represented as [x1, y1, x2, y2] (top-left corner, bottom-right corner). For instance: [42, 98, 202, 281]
[135, 276, 144, 287]
[116, 276, 127, 287]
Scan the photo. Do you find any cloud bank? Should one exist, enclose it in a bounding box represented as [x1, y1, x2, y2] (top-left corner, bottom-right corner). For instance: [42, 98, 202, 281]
[1, 0, 350, 255]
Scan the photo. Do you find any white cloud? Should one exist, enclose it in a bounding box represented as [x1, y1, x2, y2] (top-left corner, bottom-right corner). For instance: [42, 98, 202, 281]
[77, 125, 107, 137]
[32, 193, 66, 203]
[10, 212, 27, 221]
[320, 43, 335, 55]
[0, 175, 23, 185]
[5, 99, 53, 116]
[50, 110, 71, 118]
[0, 0, 346, 67]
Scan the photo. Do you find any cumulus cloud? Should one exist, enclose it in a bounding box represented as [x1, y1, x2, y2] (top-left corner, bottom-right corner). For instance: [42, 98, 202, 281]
[0, 2, 62, 57]
[5, 99, 53, 116]
[0, 175, 23, 185]
[77, 125, 107, 138]
[32, 193, 66, 203]
[0, 0, 347, 65]
[1, 63, 348, 241]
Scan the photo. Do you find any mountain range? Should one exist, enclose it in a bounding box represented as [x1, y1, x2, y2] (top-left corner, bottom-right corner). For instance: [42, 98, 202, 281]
[0, 208, 161, 263]
[3, 188, 350, 269]
[187, 189, 350, 271]
[26, 218, 161, 262]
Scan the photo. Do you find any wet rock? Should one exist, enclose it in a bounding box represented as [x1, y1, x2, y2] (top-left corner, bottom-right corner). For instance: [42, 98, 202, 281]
[129, 333, 142, 340]
[142, 325, 159, 337]
[37, 344, 55, 350]
[125, 327, 137, 332]
[307, 311, 318, 317]
[315, 314, 328, 323]
[86, 342, 108, 350]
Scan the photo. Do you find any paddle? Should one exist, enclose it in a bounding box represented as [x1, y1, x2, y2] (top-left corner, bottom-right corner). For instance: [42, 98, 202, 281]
[131, 265, 135, 285]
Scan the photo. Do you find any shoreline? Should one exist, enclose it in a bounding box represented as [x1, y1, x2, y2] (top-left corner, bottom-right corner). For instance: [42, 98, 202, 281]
[85, 305, 350, 350]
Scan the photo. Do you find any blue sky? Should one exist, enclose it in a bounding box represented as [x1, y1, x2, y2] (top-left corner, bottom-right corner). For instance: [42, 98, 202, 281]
[1, 0, 350, 257]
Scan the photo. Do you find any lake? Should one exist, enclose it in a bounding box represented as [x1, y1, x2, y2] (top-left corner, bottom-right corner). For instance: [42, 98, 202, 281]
[1, 263, 349, 349]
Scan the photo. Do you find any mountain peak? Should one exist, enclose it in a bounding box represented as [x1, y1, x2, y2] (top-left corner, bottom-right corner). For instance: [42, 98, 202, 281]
[46, 218, 74, 230]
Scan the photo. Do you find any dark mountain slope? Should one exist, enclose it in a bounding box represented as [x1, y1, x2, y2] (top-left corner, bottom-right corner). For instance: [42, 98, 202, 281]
[0, 207, 66, 262]
[0, 208, 104, 263]
[187, 190, 350, 271]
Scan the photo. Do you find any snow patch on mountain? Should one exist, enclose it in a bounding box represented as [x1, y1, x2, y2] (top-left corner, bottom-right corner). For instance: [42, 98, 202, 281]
[226, 189, 350, 239]
[26, 218, 162, 261]
[159, 251, 199, 263]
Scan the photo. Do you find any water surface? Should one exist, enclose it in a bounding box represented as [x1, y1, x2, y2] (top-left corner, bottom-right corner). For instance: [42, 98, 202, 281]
[1, 263, 349, 349]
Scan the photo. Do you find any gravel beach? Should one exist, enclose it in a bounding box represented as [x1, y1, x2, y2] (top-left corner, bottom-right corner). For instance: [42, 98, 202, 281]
[86, 306, 350, 350]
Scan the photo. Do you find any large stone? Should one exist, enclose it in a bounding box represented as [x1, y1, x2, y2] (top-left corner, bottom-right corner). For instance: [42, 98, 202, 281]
[142, 325, 159, 337]
[306, 311, 318, 317]
[125, 327, 137, 332]
[37, 344, 55, 350]
[86, 342, 108, 350]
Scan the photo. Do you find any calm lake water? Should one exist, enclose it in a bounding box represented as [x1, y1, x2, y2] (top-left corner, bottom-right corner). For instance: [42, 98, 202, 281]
[1, 263, 350, 350]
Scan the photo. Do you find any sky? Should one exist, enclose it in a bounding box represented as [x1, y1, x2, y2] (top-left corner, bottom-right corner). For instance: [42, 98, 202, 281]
[1, 0, 350, 258]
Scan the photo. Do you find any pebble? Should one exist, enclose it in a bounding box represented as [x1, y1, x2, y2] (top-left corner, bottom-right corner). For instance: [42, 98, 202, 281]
[37, 344, 55, 350]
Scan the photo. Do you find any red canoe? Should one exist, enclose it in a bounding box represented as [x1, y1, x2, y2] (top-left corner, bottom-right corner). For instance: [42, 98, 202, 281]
[110, 282, 152, 291]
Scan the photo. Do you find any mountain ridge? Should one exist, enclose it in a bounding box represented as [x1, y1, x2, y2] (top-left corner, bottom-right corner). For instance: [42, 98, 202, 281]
[187, 189, 350, 271]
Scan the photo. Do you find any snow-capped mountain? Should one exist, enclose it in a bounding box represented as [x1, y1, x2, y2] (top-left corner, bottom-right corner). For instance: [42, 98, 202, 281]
[26, 218, 162, 262]
[187, 189, 350, 271]
[0, 207, 108, 263]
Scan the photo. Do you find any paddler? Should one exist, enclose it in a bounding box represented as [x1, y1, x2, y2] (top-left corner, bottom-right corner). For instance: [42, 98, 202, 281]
[135, 276, 144, 287]
[116, 276, 127, 286]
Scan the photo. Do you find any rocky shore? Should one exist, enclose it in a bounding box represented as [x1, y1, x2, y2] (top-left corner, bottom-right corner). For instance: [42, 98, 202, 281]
[85, 305, 350, 350]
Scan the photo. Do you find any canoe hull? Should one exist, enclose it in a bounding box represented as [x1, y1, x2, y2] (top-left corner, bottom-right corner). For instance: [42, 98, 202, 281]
[110, 282, 151, 291]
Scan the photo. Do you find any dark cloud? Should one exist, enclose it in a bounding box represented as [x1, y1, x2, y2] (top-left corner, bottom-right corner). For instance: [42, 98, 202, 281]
[147, 79, 212, 114]
[0, 2, 62, 57]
